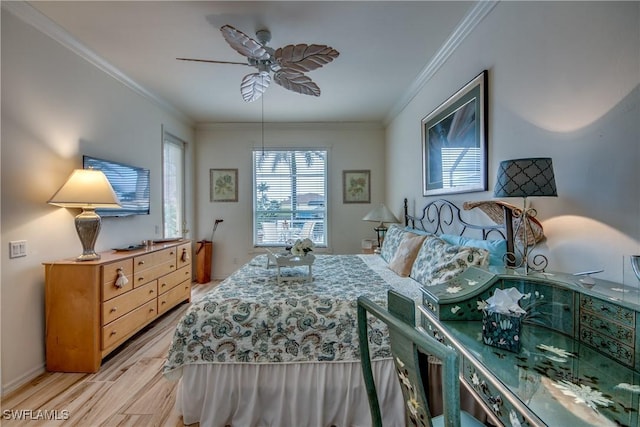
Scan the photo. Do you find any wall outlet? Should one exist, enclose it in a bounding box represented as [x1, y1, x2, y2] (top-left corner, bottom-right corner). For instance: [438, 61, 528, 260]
[9, 240, 27, 258]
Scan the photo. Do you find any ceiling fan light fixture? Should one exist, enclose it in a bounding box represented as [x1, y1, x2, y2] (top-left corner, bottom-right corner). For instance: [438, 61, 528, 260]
[178, 25, 339, 102]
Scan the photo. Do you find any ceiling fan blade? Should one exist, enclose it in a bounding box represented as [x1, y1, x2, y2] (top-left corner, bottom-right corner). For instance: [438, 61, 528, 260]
[275, 44, 339, 73]
[176, 58, 250, 66]
[241, 71, 271, 102]
[273, 71, 320, 97]
[221, 25, 271, 61]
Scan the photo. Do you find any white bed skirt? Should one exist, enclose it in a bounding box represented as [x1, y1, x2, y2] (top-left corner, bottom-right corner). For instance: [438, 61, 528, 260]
[175, 359, 405, 427]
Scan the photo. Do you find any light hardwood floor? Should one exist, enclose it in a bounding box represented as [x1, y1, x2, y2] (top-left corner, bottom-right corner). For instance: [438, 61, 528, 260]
[1, 281, 220, 427]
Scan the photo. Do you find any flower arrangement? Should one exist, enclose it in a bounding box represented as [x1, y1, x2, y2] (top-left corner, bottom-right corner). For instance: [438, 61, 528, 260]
[290, 238, 314, 256]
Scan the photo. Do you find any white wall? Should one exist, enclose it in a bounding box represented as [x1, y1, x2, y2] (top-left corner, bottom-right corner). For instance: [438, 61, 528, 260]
[1, 11, 194, 393]
[195, 122, 385, 278]
[386, 1, 640, 283]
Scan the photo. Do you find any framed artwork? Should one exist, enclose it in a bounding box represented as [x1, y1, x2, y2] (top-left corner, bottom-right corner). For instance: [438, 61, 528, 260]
[422, 70, 488, 196]
[343, 170, 371, 203]
[210, 168, 238, 202]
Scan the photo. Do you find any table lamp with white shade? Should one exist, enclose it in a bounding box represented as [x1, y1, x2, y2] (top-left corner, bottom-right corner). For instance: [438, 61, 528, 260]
[48, 169, 121, 261]
[363, 204, 400, 251]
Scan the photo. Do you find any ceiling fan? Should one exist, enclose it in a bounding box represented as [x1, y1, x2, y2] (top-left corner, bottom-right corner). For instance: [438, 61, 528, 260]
[177, 25, 339, 102]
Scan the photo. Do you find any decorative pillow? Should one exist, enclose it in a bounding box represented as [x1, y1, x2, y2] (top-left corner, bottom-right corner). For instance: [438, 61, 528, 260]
[388, 234, 427, 277]
[380, 223, 408, 262]
[410, 235, 489, 287]
[404, 226, 433, 237]
[440, 234, 507, 267]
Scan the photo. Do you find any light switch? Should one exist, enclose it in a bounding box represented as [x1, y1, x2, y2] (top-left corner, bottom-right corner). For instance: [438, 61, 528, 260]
[9, 240, 27, 258]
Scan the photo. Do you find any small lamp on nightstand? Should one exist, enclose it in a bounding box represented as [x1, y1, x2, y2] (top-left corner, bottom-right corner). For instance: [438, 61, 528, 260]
[363, 204, 400, 251]
[494, 157, 557, 274]
[48, 169, 121, 261]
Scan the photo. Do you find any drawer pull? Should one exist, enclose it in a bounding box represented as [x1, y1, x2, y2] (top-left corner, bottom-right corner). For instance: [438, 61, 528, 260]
[114, 268, 128, 289]
[110, 307, 117, 313]
[170, 251, 175, 255]
[149, 308, 155, 313]
[161, 283, 167, 288]
[110, 331, 117, 336]
[149, 289, 155, 294]
[161, 301, 166, 305]
[170, 265, 175, 269]
[600, 306, 610, 312]
[138, 277, 145, 281]
[138, 261, 145, 265]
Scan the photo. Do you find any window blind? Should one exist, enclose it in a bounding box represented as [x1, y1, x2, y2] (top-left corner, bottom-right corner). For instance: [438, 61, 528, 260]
[253, 149, 327, 247]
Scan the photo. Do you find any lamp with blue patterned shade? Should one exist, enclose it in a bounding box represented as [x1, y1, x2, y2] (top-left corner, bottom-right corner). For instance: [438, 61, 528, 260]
[494, 158, 557, 273]
[495, 158, 557, 198]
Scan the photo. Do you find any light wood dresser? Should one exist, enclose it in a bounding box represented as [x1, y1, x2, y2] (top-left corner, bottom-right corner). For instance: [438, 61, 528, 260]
[44, 240, 192, 373]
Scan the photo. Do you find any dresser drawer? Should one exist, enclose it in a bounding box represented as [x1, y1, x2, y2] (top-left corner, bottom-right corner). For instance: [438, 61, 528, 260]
[133, 248, 177, 274]
[102, 259, 134, 301]
[579, 312, 635, 342]
[158, 282, 190, 315]
[177, 242, 192, 269]
[102, 281, 157, 325]
[102, 299, 157, 350]
[133, 260, 176, 287]
[579, 326, 635, 368]
[421, 292, 439, 317]
[580, 295, 635, 327]
[158, 266, 192, 295]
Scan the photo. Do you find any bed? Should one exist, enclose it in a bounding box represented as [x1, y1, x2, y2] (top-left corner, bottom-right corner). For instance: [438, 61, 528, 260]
[163, 199, 512, 427]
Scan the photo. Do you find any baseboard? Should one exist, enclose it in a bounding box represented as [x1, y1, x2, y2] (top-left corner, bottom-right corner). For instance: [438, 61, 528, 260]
[1, 363, 46, 397]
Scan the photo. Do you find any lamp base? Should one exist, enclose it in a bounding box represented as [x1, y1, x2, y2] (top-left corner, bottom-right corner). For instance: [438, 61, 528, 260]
[77, 252, 101, 262]
[374, 224, 388, 250]
[506, 199, 549, 274]
[75, 208, 102, 261]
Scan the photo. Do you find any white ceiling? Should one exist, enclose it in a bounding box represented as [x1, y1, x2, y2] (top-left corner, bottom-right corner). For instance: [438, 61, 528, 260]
[24, 1, 477, 124]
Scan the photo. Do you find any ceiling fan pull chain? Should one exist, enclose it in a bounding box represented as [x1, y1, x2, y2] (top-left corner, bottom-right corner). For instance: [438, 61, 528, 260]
[261, 81, 265, 156]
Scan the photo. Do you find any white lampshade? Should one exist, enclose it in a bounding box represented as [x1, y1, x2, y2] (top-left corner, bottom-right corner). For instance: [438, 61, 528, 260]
[362, 204, 400, 226]
[48, 169, 121, 208]
[48, 169, 121, 261]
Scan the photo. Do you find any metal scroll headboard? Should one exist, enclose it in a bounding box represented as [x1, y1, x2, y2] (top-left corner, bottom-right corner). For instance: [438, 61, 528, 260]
[403, 198, 515, 261]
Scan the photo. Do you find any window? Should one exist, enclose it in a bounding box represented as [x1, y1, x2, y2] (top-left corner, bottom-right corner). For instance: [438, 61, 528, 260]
[162, 131, 186, 238]
[253, 149, 327, 247]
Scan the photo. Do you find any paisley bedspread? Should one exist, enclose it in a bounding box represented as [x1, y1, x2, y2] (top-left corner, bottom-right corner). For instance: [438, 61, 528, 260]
[163, 254, 419, 379]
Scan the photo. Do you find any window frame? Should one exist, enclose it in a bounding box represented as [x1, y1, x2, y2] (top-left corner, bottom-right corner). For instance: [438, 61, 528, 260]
[162, 130, 186, 239]
[252, 148, 328, 248]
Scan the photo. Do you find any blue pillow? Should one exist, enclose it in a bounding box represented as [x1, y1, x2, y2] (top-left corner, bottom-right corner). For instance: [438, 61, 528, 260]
[439, 234, 507, 266]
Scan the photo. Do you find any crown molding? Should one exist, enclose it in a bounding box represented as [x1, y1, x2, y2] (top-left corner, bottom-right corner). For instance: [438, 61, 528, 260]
[2, 1, 193, 126]
[384, 1, 498, 125]
[196, 121, 383, 132]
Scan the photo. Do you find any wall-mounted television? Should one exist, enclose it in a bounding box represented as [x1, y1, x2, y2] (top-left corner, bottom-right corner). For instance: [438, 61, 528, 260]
[83, 155, 150, 217]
